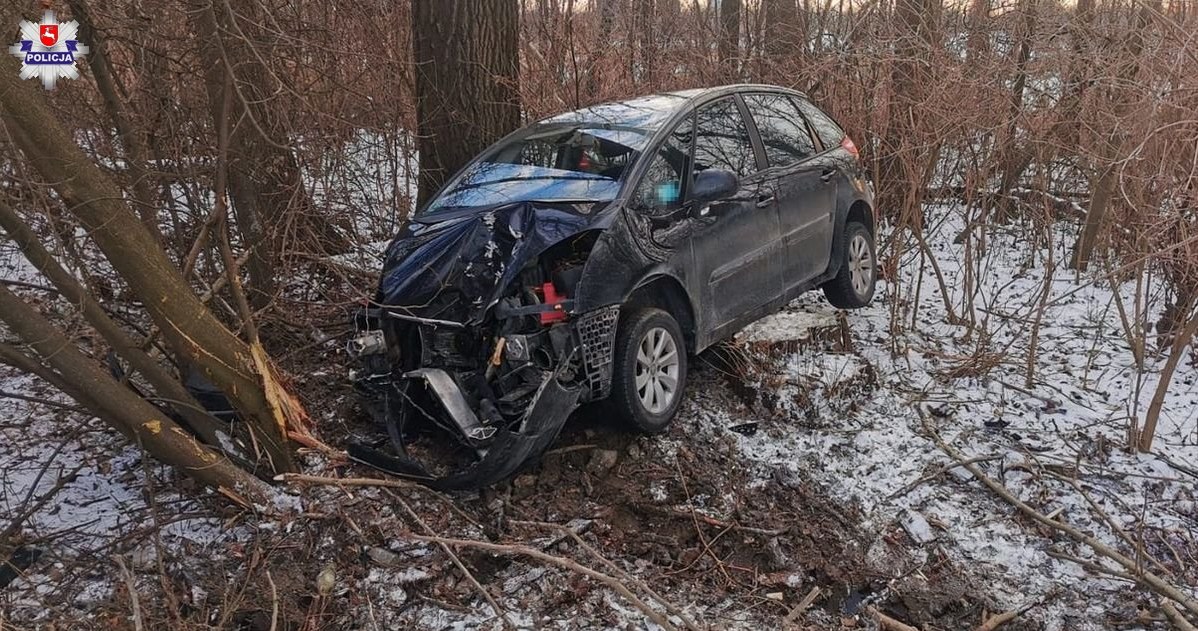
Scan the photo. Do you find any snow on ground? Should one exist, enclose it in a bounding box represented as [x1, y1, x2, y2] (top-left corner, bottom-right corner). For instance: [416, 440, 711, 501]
[4, 197, 1197, 628]
[0, 362, 246, 623]
[0, 242, 250, 625]
[690, 201, 1198, 629]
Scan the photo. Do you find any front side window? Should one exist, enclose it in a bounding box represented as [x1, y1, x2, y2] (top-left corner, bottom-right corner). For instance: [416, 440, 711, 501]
[792, 97, 846, 150]
[692, 98, 758, 178]
[632, 116, 693, 216]
[743, 93, 817, 167]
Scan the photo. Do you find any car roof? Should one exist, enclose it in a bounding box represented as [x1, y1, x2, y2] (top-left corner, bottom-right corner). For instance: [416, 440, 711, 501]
[538, 84, 808, 131]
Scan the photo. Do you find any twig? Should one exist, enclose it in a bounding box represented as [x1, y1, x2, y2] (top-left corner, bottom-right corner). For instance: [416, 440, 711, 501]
[408, 532, 680, 631]
[1157, 454, 1198, 481]
[0, 278, 59, 293]
[976, 598, 1038, 631]
[1163, 600, 1198, 631]
[1045, 470, 1175, 579]
[868, 605, 921, 631]
[642, 504, 788, 536]
[887, 455, 1002, 499]
[278, 472, 418, 490]
[387, 491, 514, 631]
[511, 519, 702, 631]
[782, 586, 822, 626]
[113, 555, 144, 631]
[676, 458, 738, 587]
[1045, 550, 1138, 583]
[1, 444, 81, 544]
[266, 570, 279, 631]
[0, 390, 88, 413]
[920, 407, 1198, 617]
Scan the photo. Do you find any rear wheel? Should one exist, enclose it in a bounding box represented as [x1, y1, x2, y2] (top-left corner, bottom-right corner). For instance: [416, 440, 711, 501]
[823, 221, 876, 308]
[608, 308, 687, 434]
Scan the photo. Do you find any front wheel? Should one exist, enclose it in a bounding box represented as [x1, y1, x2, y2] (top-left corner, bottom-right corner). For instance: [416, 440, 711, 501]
[823, 221, 876, 308]
[607, 308, 688, 434]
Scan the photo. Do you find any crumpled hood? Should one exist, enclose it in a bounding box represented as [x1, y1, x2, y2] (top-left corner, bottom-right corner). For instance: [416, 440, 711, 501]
[377, 201, 609, 323]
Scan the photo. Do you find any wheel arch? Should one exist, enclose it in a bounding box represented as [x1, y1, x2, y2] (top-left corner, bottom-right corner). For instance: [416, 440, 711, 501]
[623, 273, 697, 352]
[846, 199, 874, 234]
[827, 197, 875, 278]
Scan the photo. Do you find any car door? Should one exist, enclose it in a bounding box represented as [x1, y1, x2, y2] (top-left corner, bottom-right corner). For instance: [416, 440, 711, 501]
[685, 96, 783, 331]
[740, 93, 837, 292]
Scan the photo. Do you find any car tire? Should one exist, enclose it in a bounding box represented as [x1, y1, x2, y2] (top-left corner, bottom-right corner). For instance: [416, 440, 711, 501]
[823, 221, 876, 309]
[607, 308, 688, 434]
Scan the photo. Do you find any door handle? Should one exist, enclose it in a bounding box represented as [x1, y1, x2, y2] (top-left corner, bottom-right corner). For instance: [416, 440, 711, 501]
[820, 168, 836, 183]
[755, 193, 775, 208]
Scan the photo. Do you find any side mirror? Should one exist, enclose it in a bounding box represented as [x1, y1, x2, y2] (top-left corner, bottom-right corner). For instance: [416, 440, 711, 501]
[691, 169, 738, 205]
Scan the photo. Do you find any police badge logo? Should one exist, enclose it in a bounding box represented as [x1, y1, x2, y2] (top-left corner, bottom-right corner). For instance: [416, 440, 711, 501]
[8, 10, 89, 90]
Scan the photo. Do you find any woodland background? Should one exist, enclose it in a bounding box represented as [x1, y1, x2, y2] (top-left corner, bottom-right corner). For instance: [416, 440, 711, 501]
[1, 0, 1197, 629]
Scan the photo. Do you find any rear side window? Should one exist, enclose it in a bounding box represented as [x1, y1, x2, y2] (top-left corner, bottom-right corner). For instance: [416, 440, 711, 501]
[791, 97, 845, 150]
[742, 93, 817, 167]
[692, 98, 758, 177]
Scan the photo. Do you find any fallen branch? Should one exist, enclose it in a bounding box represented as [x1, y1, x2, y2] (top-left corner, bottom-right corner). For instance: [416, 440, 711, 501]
[278, 472, 418, 491]
[976, 598, 1041, 631]
[920, 408, 1198, 618]
[408, 532, 680, 631]
[642, 504, 788, 536]
[887, 455, 1002, 499]
[868, 606, 921, 631]
[782, 586, 822, 627]
[390, 492, 514, 630]
[512, 519, 702, 631]
[1045, 550, 1138, 583]
[1163, 600, 1198, 631]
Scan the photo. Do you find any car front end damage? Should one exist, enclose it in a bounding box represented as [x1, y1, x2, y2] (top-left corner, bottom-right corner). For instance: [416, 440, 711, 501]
[345, 202, 621, 489]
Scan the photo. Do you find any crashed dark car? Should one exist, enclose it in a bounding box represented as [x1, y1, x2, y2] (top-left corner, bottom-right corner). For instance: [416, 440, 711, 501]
[347, 84, 877, 489]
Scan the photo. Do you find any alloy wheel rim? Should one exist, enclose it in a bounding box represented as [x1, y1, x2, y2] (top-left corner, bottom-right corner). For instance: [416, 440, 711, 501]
[849, 233, 873, 296]
[635, 326, 679, 414]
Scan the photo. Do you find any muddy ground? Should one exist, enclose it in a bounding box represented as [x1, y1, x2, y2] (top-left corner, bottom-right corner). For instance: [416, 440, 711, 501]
[1, 314, 1024, 631]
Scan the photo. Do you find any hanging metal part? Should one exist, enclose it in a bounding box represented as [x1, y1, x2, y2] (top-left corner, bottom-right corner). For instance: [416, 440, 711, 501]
[403, 368, 497, 444]
[385, 310, 468, 329]
[347, 330, 387, 357]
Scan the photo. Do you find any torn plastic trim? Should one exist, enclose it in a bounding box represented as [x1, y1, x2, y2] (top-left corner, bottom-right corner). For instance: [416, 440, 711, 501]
[348, 361, 581, 490]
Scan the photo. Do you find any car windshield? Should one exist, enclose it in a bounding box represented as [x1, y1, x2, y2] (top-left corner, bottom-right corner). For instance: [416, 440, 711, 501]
[422, 94, 691, 215]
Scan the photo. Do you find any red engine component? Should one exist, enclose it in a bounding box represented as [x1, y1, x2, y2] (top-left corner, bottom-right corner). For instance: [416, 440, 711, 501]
[539, 282, 568, 325]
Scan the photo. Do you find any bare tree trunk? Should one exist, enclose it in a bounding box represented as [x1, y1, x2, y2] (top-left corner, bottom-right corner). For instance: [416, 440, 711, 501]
[1071, 0, 1155, 270]
[412, 0, 522, 207]
[0, 53, 299, 474]
[634, 0, 658, 87]
[965, 0, 990, 62]
[1140, 306, 1198, 452]
[875, 0, 941, 219]
[720, 0, 742, 80]
[0, 285, 269, 503]
[189, 0, 348, 308]
[993, 0, 1038, 219]
[763, 0, 803, 73]
[587, 0, 618, 94]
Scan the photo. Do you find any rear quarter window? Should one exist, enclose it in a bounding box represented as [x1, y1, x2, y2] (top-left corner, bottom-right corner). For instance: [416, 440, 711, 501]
[791, 97, 845, 151]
